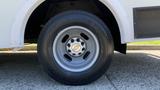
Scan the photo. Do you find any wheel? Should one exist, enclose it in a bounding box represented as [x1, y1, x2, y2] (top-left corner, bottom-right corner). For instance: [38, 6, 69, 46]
[38, 10, 114, 85]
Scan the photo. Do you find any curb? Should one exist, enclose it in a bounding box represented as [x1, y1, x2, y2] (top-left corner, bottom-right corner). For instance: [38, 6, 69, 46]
[0, 45, 160, 51]
[127, 45, 160, 50]
[0, 44, 37, 51]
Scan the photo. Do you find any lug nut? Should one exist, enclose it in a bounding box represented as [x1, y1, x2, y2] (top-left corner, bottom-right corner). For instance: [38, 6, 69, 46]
[71, 39, 74, 43]
[68, 50, 71, 52]
[67, 44, 71, 47]
[81, 42, 84, 46]
[77, 38, 80, 42]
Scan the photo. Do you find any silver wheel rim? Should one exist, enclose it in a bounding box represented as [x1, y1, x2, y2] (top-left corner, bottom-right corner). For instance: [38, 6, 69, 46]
[53, 26, 100, 72]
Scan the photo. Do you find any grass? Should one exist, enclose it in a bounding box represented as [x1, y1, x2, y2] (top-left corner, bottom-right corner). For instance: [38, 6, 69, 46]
[129, 40, 160, 45]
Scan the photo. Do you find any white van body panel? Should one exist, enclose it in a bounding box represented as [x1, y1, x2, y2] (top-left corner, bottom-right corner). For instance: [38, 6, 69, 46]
[120, 0, 160, 42]
[0, 0, 44, 48]
[101, 0, 160, 43]
[0, 0, 160, 48]
[0, 0, 23, 48]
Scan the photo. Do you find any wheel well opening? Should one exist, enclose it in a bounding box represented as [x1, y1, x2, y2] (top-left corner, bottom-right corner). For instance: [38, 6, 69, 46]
[24, 1, 49, 43]
[24, 0, 126, 53]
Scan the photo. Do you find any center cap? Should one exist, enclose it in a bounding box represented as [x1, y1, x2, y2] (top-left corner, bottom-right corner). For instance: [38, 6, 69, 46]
[66, 37, 86, 57]
[71, 44, 81, 52]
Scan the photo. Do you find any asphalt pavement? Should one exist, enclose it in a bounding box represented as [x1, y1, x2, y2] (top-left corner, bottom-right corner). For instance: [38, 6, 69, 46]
[0, 50, 160, 90]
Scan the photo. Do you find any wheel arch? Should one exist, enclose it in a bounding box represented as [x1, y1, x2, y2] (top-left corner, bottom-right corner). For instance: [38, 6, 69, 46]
[10, 0, 131, 49]
[99, 0, 133, 43]
[10, 0, 45, 47]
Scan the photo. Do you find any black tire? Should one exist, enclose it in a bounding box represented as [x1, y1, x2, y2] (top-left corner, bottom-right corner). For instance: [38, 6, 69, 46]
[38, 10, 114, 85]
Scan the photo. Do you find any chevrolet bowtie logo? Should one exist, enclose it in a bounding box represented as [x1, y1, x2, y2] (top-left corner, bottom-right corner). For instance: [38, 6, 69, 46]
[71, 44, 81, 52]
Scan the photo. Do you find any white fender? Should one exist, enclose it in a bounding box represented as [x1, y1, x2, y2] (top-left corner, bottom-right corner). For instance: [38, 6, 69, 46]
[10, 0, 45, 47]
[99, 0, 134, 43]
[10, 0, 133, 48]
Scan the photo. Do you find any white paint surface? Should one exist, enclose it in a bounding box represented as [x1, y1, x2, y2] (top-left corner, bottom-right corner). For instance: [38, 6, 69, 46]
[0, 0, 160, 48]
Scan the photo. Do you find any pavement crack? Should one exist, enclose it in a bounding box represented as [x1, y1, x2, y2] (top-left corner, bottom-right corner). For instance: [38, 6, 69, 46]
[105, 73, 119, 90]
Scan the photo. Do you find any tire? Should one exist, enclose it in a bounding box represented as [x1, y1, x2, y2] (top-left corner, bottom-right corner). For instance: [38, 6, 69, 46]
[38, 10, 114, 85]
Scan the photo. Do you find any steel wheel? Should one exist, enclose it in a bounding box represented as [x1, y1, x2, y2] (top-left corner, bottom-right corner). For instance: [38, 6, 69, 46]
[53, 26, 100, 72]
